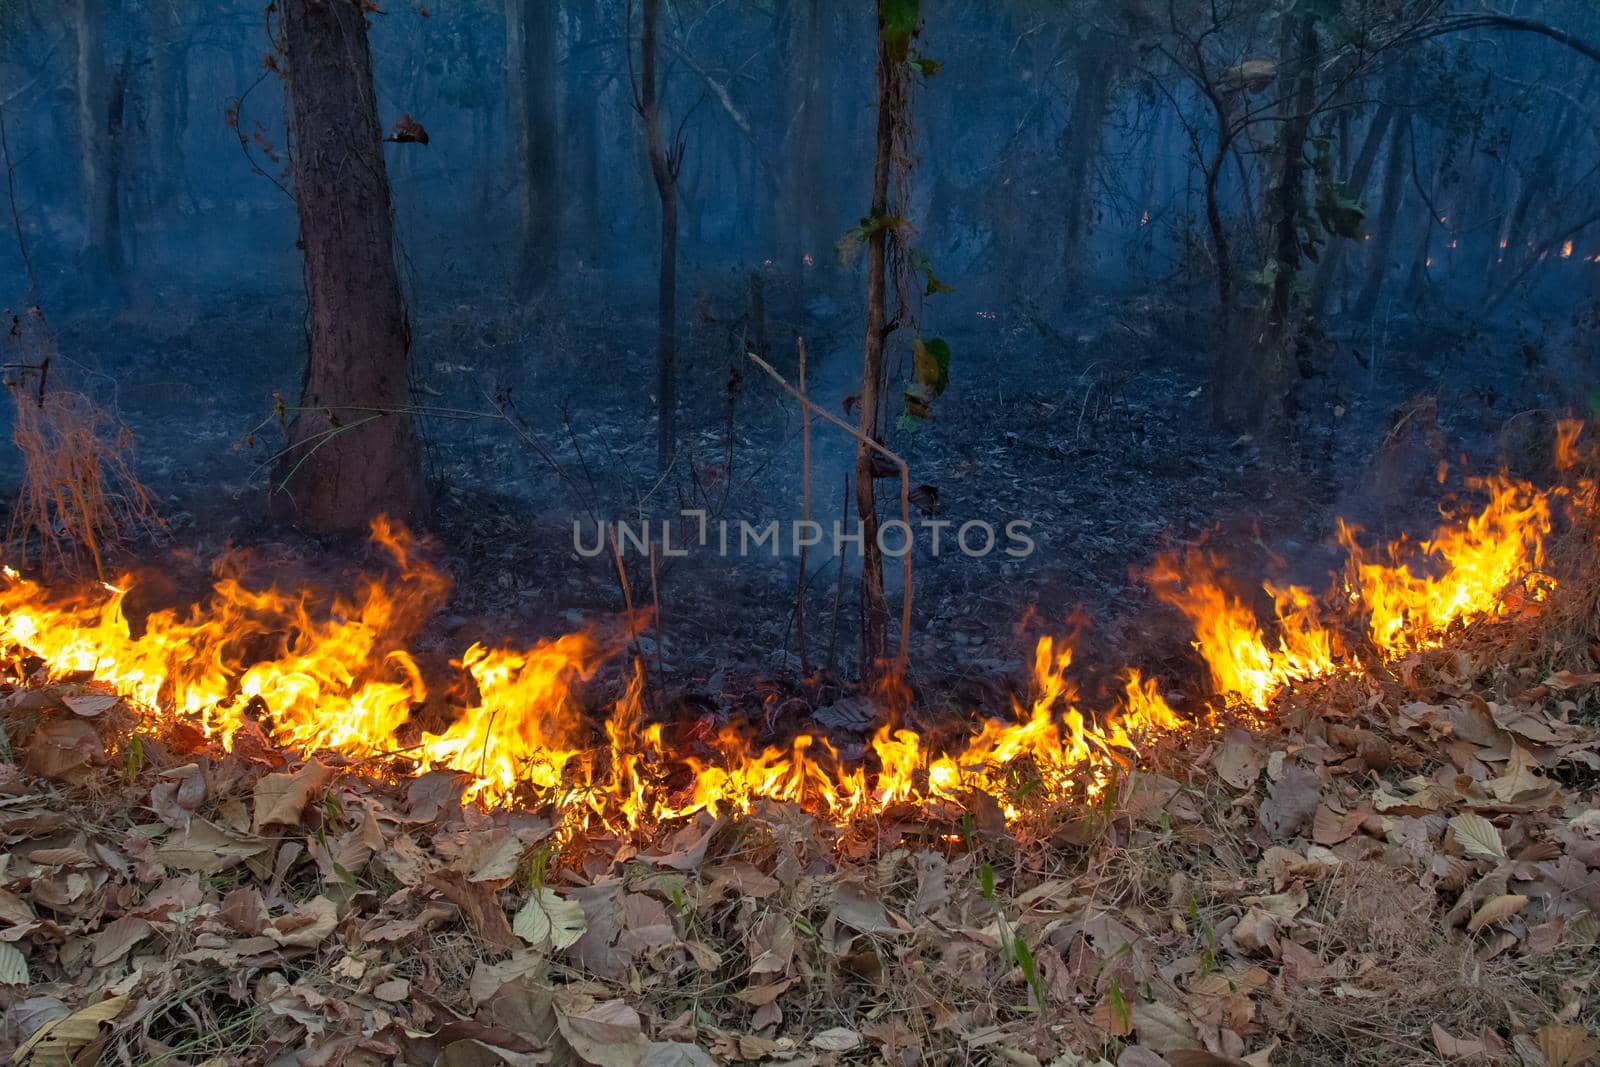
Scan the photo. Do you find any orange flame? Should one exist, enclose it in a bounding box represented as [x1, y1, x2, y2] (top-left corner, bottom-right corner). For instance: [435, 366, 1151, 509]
[0, 467, 1564, 829]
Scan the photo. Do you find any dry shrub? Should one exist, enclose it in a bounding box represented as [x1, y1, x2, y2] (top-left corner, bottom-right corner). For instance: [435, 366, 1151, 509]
[3, 309, 163, 576]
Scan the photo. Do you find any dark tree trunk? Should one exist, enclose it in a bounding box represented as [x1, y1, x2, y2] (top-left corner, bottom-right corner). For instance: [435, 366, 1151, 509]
[277, 0, 427, 532]
[568, 0, 602, 263]
[854, 8, 899, 674]
[639, 0, 679, 469]
[74, 0, 122, 281]
[1253, 12, 1317, 430]
[1060, 34, 1114, 282]
[780, 0, 824, 309]
[147, 0, 183, 207]
[1309, 102, 1393, 316]
[506, 0, 560, 293]
[1354, 120, 1409, 322]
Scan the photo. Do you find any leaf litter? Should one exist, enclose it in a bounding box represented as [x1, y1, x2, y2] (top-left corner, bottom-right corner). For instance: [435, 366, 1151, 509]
[0, 584, 1599, 1064]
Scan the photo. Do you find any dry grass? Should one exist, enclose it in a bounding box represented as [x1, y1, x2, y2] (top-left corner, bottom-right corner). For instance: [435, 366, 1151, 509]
[3, 310, 163, 577]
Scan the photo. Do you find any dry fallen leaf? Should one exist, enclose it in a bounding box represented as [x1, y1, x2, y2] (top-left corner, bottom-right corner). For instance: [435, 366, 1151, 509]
[1537, 1023, 1600, 1067]
[1449, 813, 1507, 861]
[267, 895, 339, 948]
[253, 760, 335, 830]
[554, 994, 650, 1067]
[1432, 1022, 1490, 1059]
[14, 994, 128, 1065]
[0, 943, 28, 986]
[512, 887, 587, 951]
[1466, 893, 1528, 934]
[811, 1027, 863, 1052]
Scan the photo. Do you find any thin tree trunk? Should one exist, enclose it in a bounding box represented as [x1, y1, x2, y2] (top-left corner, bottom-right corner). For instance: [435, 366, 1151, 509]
[277, 0, 426, 532]
[780, 0, 824, 313]
[1309, 102, 1393, 316]
[1255, 11, 1317, 429]
[507, 0, 560, 292]
[74, 0, 120, 281]
[148, 1, 182, 207]
[639, 0, 678, 469]
[1060, 34, 1114, 281]
[568, 0, 602, 262]
[854, 9, 898, 675]
[1354, 120, 1409, 322]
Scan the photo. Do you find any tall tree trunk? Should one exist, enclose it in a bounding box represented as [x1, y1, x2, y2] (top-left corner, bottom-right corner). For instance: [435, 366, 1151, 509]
[568, 0, 602, 264]
[1253, 11, 1317, 430]
[854, 7, 901, 675]
[638, 0, 679, 469]
[506, 0, 560, 292]
[147, 0, 182, 208]
[780, 0, 824, 309]
[277, 0, 427, 532]
[74, 0, 121, 282]
[1308, 101, 1393, 316]
[1060, 33, 1114, 283]
[1354, 120, 1409, 322]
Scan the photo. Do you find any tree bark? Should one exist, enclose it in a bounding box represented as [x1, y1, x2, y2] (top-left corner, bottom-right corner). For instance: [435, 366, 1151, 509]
[277, 0, 427, 533]
[147, 0, 183, 208]
[1308, 101, 1393, 316]
[780, 0, 825, 307]
[568, 0, 602, 261]
[74, 0, 121, 280]
[1251, 11, 1317, 430]
[1060, 33, 1114, 282]
[638, 0, 678, 469]
[854, 9, 898, 675]
[506, 0, 560, 292]
[1354, 119, 1408, 322]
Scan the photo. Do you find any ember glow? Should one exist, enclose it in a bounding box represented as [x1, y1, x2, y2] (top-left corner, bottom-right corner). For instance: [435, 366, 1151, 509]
[0, 474, 1567, 831]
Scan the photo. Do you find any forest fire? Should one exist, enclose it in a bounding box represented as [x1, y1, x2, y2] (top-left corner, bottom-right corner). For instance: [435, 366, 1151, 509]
[0, 473, 1566, 834]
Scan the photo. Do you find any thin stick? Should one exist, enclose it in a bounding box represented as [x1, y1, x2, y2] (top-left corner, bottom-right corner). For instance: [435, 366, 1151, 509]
[0, 109, 38, 307]
[647, 539, 666, 701]
[795, 337, 812, 676]
[826, 470, 849, 681]
[746, 347, 913, 677]
[608, 526, 652, 713]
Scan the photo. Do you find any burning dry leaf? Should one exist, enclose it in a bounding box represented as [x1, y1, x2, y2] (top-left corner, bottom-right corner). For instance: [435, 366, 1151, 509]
[60, 692, 119, 717]
[1465, 893, 1528, 933]
[253, 760, 335, 830]
[512, 887, 586, 951]
[1449, 813, 1507, 860]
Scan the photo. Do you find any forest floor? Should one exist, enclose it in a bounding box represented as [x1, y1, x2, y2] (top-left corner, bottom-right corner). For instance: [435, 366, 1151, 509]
[1, 543, 1598, 1066]
[1, 274, 1598, 1065]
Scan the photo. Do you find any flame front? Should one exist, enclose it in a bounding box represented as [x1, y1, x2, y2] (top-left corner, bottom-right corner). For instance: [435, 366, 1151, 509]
[0, 470, 1568, 831]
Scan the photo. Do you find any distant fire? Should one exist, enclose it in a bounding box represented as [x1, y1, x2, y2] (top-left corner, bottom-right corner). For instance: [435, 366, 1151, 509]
[0, 461, 1580, 831]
